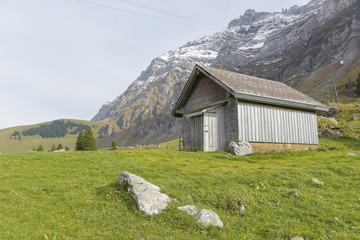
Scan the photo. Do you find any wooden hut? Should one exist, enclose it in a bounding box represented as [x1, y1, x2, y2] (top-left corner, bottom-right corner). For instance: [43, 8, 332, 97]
[172, 65, 328, 152]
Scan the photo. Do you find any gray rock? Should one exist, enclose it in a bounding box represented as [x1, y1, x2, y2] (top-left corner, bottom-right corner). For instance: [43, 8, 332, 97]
[227, 141, 252, 156]
[196, 209, 224, 228]
[53, 149, 66, 152]
[350, 115, 357, 121]
[320, 108, 339, 118]
[290, 237, 304, 240]
[318, 116, 338, 125]
[178, 205, 224, 228]
[312, 178, 324, 185]
[237, 198, 246, 215]
[177, 205, 198, 216]
[118, 171, 171, 215]
[347, 153, 357, 156]
[319, 129, 340, 139]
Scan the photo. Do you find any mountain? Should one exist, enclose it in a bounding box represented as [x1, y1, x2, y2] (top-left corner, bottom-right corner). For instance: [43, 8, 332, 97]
[92, 0, 360, 146]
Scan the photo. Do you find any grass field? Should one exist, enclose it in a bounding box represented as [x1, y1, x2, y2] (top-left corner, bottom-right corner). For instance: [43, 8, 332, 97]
[0, 138, 359, 239]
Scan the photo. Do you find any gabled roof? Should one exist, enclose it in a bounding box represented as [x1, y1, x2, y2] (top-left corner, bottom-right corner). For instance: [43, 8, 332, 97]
[172, 65, 329, 117]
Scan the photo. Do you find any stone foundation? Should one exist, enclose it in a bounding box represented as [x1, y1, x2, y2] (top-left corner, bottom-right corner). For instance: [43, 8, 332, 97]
[250, 142, 317, 153]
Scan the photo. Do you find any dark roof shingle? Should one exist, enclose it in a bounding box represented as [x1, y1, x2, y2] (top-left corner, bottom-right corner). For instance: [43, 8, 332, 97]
[202, 66, 327, 110]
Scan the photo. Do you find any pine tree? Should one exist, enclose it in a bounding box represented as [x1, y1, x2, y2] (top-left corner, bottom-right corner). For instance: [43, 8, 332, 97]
[37, 145, 44, 152]
[356, 72, 360, 96]
[57, 143, 63, 150]
[84, 127, 97, 151]
[111, 139, 117, 150]
[75, 132, 85, 151]
[75, 127, 97, 151]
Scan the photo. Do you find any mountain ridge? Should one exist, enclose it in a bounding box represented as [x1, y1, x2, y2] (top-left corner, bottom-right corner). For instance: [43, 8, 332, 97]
[92, 0, 360, 146]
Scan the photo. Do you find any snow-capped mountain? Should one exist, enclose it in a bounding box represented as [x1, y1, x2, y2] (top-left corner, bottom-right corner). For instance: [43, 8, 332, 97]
[93, 0, 360, 146]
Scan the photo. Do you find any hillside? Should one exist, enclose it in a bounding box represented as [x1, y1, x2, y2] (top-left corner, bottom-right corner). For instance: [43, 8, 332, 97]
[0, 138, 359, 239]
[92, 0, 360, 147]
[0, 119, 117, 153]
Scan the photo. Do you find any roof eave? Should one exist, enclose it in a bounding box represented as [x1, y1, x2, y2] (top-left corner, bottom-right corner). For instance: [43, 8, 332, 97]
[171, 65, 200, 117]
[234, 93, 329, 112]
[172, 64, 234, 117]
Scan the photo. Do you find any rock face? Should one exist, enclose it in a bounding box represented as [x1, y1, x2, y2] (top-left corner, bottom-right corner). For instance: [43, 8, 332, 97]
[227, 141, 253, 156]
[118, 171, 171, 215]
[177, 205, 224, 228]
[93, 0, 360, 147]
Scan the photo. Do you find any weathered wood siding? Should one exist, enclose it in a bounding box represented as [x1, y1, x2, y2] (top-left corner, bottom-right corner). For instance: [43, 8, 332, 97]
[182, 117, 192, 150]
[237, 101, 318, 144]
[203, 106, 226, 152]
[225, 97, 239, 144]
[182, 74, 227, 114]
[190, 115, 204, 150]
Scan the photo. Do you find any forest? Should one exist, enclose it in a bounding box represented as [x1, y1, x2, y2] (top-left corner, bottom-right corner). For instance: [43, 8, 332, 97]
[20, 120, 89, 138]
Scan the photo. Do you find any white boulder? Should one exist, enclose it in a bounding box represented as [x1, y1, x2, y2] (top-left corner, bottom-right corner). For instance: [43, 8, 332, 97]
[118, 171, 171, 215]
[227, 141, 252, 156]
[196, 209, 224, 228]
[177, 205, 198, 216]
[178, 205, 223, 228]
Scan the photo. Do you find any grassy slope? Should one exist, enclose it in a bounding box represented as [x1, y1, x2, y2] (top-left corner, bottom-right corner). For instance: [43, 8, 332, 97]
[0, 138, 359, 239]
[318, 99, 360, 139]
[296, 55, 360, 104]
[0, 119, 109, 153]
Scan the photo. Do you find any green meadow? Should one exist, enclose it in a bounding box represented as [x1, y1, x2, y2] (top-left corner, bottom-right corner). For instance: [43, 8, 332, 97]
[0, 138, 359, 239]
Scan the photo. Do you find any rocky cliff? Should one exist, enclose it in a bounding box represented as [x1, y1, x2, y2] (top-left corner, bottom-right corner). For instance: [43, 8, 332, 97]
[92, 0, 360, 146]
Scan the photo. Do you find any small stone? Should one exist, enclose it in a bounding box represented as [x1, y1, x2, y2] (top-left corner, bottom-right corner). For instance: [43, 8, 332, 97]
[347, 153, 357, 156]
[177, 205, 198, 216]
[196, 209, 224, 228]
[294, 192, 301, 199]
[53, 149, 66, 152]
[237, 198, 245, 215]
[178, 206, 224, 228]
[350, 116, 358, 121]
[290, 237, 304, 240]
[312, 178, 324, 185]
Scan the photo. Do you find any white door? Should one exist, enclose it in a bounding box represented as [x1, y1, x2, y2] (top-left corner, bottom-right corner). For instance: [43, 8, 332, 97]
[204, 111, 218, 152]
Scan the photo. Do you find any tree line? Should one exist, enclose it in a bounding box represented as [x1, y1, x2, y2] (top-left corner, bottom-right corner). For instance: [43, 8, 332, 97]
[22, 120, 89, 138]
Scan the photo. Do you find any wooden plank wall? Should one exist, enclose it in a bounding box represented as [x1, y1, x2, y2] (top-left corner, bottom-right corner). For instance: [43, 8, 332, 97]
[190, 115, 203, 150]
[237, 101, 318, 144]
[203, 106, 226, 152]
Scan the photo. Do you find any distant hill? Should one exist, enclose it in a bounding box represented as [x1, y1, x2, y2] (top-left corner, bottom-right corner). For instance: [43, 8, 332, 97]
[0, 119, 120, 153]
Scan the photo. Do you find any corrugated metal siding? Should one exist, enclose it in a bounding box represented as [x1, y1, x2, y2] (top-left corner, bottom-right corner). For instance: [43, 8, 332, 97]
[238, 101, 318, 144]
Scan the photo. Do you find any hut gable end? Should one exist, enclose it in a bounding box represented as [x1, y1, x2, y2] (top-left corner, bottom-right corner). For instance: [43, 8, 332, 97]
[182, 74, 228, 114]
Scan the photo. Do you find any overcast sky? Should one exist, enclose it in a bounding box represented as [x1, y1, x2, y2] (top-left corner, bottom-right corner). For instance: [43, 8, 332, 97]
[0, 0, 310, 129]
